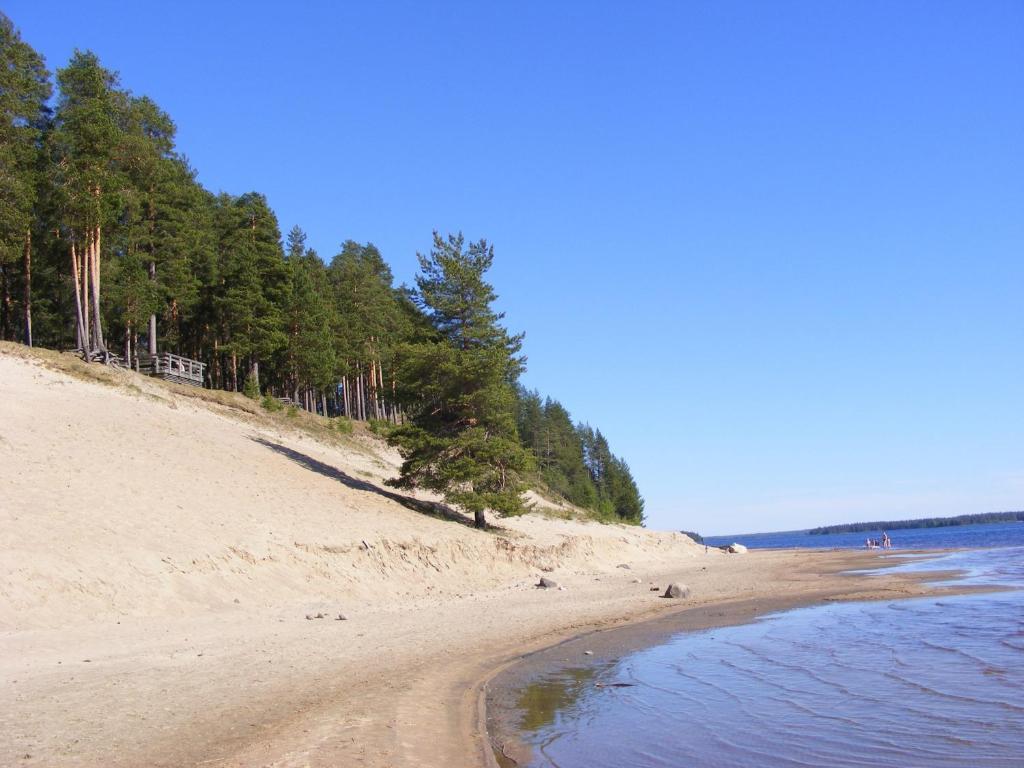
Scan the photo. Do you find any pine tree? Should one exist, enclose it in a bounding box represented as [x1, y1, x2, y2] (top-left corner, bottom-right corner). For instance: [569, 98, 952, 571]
[328, 240, 405, 420]
[50, 50, 128, 356]
[580, 425, 644, 523]
[284, 226, 337, 408]
[212, 192, 287, 391]
[388, 232, 532, 528]
[0, 13, 51, 345]
[112, 94, 201, 362]
[414, 231, 524, 363]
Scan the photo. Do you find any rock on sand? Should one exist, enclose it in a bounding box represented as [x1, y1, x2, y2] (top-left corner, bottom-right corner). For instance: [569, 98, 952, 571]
[663, 583, 690, 599]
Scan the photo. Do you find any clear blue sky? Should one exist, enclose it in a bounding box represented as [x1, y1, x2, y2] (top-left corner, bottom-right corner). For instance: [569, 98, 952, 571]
[10, 1, 1022, 535]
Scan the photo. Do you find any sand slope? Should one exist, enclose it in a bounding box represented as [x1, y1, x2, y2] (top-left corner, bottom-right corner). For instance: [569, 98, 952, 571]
[0, 346, 696, 632]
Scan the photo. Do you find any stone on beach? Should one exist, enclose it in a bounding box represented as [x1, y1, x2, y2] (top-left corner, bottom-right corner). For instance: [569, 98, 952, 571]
[727, 543, 748, 554]
[663, 583, 690, 599]
[537, 577, 559, 589]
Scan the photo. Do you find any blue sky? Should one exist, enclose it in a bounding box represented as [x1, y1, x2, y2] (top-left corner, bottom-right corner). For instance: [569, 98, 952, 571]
[10, 1, 1022, 534]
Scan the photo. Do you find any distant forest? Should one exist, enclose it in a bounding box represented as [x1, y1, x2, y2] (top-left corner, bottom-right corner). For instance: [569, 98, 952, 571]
[808, 511, 1024, 535]
[0, 14, 644, 524]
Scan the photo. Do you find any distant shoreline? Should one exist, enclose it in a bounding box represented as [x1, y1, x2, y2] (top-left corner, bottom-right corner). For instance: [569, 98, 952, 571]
[807, 511, 1024, 535]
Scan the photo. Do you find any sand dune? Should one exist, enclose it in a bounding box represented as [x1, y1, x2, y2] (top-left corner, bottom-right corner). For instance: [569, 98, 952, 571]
[0, 345, 696, 632]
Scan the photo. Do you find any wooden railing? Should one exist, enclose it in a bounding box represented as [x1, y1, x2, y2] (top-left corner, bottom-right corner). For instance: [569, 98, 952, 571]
[141, 352, 206, 387]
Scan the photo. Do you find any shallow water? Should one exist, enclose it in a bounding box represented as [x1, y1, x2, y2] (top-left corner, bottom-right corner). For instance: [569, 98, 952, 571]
[511, 546, 1024, 768]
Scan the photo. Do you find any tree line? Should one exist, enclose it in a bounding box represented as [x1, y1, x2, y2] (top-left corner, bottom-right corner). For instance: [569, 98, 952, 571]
[807, 511, 1024, 535]
[0, 15, 644, 526]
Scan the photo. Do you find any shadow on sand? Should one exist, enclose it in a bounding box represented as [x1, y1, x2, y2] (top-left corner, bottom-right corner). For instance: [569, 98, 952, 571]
[249, 436, 484, 530]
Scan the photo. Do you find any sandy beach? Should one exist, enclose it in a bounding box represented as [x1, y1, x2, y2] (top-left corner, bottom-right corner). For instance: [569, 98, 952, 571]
[0, 346, 961, 767]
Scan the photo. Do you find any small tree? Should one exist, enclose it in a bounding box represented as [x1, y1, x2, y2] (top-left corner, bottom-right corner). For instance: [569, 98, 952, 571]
[387, 232, 532, 528]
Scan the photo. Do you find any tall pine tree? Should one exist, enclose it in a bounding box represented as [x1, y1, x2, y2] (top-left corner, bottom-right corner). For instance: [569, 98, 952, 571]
[0, 13, 50, 345]
[388, 232, 532, 528]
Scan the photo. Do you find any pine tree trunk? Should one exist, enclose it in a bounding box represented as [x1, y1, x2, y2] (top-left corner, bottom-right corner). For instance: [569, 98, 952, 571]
[89, 225, 105, 352]
[0, 263, 11, 341]
[71, 239, 89, 354]
[369, 354, 379, 419]
[354, 370, 361, 420]
[231, 353, 238, 392]
[148, 260, 157, 355]
[79, 238, 91, 354]
[474, 509, 487, 529]
[213, 337, 221, 389]
[23, 229, 32, 347]
[391, 373, 398, 423]
[252, 360, 260, 394]
[358, 370, 366, 421]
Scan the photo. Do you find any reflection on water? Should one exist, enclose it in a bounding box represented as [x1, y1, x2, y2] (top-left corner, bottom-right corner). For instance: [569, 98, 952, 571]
[510, 547, 1024, 768]
[515, 666, 599, 732]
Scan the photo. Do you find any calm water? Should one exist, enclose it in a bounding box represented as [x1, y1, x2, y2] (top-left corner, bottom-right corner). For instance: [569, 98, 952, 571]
[704, 520, 1024, 551]
[510, 525, 1024, 768]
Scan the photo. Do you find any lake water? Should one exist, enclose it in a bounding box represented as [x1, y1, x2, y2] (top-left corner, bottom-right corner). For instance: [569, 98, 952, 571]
[704, 520, 1024, 551]
[505, 524, 1024, 767]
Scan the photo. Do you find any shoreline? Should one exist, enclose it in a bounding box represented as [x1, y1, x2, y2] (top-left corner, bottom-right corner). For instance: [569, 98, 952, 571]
[479, 548, 989, 768]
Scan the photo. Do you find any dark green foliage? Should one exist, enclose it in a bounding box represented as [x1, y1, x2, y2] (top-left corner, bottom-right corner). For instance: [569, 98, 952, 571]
[213, 192, 288, 388]
[414, 232, 524, 362]
[578, 424, 644, 523]
[388, 233, 533, 528]
[809, 511, 1024, 535]
[242, 374, 259, 400]
[284, 227, 336, 395]
[261, 394, 283, 412]
[0, 12, 51, 344]
[515, 388, 644, 524]
[517, 389, 597, 510]
[681, 530, 704, 544]
[105, 249, 161, 339]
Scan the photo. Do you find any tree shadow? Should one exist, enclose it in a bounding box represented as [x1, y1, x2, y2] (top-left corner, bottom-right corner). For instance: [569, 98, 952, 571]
[249, 436, 484, 530]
